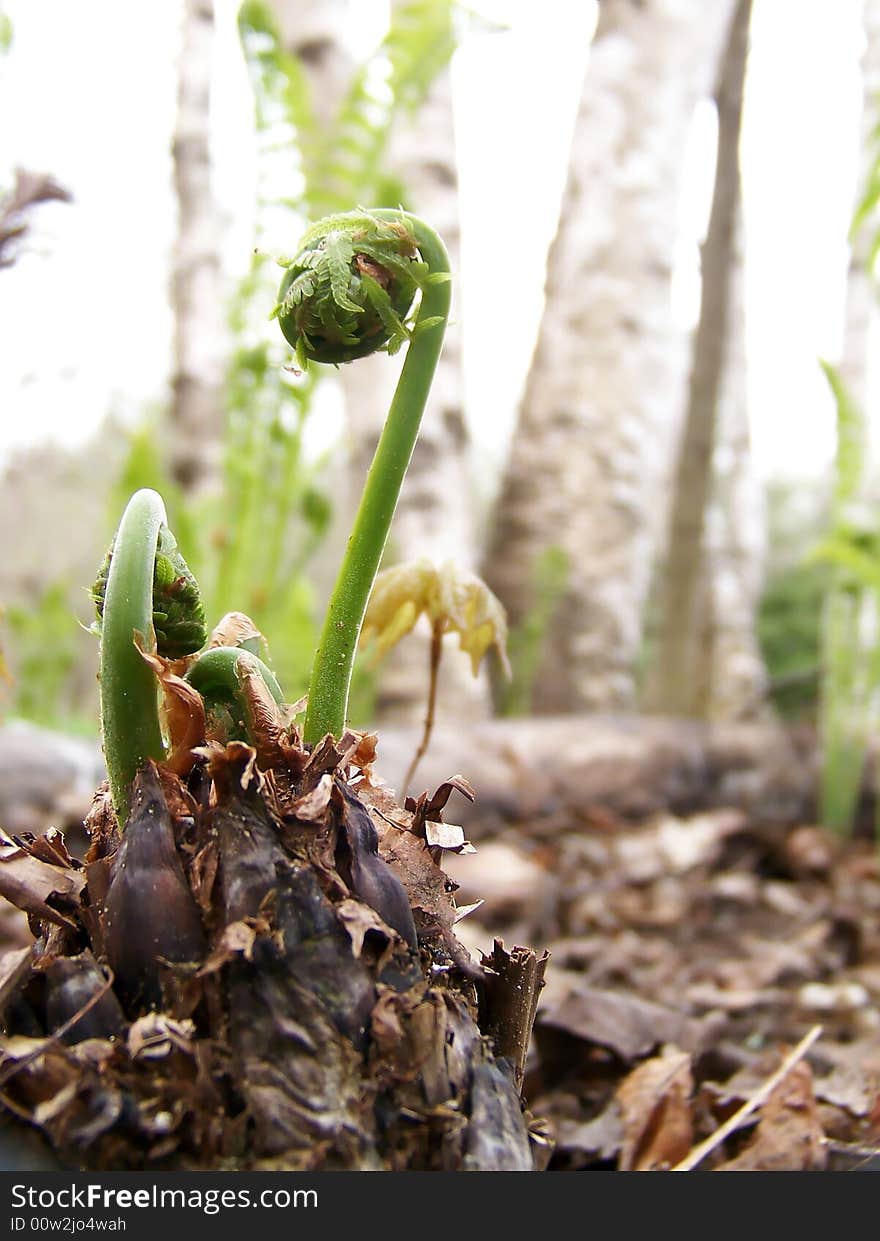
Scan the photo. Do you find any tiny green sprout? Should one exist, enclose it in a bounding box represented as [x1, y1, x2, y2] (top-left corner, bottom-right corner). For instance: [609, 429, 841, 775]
[360, 559, 510, 791]
[274, 208, 452, 745]
[185, 645, 284, 741]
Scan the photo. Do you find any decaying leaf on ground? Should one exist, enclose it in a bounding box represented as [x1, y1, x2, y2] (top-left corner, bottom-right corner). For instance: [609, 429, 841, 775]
[616, 1045, 694, 1171]
[715, 1059, 826, 1171]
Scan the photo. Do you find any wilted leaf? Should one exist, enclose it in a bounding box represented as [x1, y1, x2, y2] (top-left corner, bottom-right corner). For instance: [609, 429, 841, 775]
[406, 776, 477, 853]
[209, 611, 264, 652]
[337, 898, 398, 971]
[128, 1015, 196, 1061]
[554, 1107, 624, 1163]
[198, 920, 261, 974]
[424, 821, 469, 850]
[0, 835, 85, 928]
[717, 1060, 826, 1171]
[453, 900, 484, 924]
[360, 559, 510, 676]
[617, 1046, 693, 1171]
[0, 947, 33, 1015]
[539, 986, 717, 1062]
[289, 774, 333, 820]
[136, 642, 205, 776]
[814, 1064, 873, 1117]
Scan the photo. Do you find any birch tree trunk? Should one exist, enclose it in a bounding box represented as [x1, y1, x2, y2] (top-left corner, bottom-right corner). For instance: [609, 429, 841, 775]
[483, 0, 735, 715]
[268, 0, 352, 132]
[169, 0, 225, 494]
[645, 0, 765, 719]
[842, 0, 880, 415]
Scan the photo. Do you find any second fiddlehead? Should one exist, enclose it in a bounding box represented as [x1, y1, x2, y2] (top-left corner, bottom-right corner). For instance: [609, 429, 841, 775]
[92, 489, 206, 821]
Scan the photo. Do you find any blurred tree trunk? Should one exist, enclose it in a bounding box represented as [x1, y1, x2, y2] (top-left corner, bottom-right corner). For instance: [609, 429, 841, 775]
[842, 0, 880, 414]
[267, 0, 352, 131]
[342, 15, 486, 727]
[0, 169, 70, 268]
[696, 233, 769, 721]
[169, 0, 225, 494]
[816, 0, 880, 831]
[483, 0, 735, 715]
[645, 0, 766, 719]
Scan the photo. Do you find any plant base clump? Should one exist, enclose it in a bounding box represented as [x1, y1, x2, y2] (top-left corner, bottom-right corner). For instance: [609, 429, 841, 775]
[0, 729, 547, 1171]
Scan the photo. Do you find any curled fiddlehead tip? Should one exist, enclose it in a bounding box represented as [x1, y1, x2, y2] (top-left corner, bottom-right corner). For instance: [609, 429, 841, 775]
[92, 524, 207, 660]
[273, 209, 430, 367]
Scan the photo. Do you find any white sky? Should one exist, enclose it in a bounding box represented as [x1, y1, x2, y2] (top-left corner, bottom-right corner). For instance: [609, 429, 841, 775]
[0, 0, 869, 484]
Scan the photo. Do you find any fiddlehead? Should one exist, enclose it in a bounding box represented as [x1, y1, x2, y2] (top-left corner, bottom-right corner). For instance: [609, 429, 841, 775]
[273, 209, 437, 367]
[274, 208, 451, 744]
[185, 645, 285, 741]
[93, 523, 207, 662]
[92, 489, 207, 822]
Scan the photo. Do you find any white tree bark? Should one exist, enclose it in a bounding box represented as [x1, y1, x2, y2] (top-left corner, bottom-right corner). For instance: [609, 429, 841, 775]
[842, 0, 880, 416]
[268, 0, 352, 131]
[483, 0, 735, 714]
[169, 0, 225, 493]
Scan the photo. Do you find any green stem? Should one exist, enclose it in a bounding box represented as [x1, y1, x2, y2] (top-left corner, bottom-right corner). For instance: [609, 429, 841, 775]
[99, 488, 167, 822]
[186, 645, 285, 714]
[302, 211, 451, 744]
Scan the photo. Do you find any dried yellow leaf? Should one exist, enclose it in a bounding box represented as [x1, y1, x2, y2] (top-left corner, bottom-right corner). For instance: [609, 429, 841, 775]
[360, 559, 510, 677]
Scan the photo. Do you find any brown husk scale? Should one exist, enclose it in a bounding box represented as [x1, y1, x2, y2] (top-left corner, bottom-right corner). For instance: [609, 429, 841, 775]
[0, 730, 546, 1170]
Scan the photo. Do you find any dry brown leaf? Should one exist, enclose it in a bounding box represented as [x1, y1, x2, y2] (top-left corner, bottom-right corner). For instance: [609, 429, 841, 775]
[350, 732, 379, 772]
[337, 898, 398, 971]
[208, 612, 263, 650]
[539, 986, 718, 1062]
[0, 946, 33, 1015]
[289, 775, 334, 821]
[453, 900, 484, 924]
[780, 825, 835, 878]
[137, 643, 205, 775]
[814, 1064, 873, 1117]
[554, 1107, 624, 1162]
[424, 820, 470, 851]
[617, 1046, 693, 1171]
[0, 837, 85, 928]
[128, 1015, 196, 1061]
[198, 920, 260, 974]
[27, 828, 77, 871]
[612, 809, 745, 884]
[717, 1059, 826, 1171]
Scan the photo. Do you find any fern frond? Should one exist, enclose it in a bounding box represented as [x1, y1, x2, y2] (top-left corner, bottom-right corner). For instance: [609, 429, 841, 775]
[819, 360, 865, 515]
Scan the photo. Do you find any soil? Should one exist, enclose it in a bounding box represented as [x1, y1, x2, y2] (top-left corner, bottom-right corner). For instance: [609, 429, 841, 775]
[2, 715, 880, 1171]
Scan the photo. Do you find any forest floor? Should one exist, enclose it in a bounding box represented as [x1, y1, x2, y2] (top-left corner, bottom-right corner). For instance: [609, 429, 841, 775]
[2, 716, 880, 1171]
[446, 796, 880, 1171]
